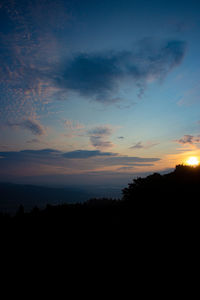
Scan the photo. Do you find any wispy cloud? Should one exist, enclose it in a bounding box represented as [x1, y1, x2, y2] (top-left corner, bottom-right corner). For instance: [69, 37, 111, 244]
[63, 150, 116, 159]
[87, 125, 114, 149]
[26, 138, 41, 144]
[88, 126, 112, 136]
[99, 156, 160, 166]
[130, 141, 159, 149]
[130, 142, 144, 149]
[0, 0, 69, 122]
[63, 119, 85, 138]
[64, 120, 85, 131]
[0, 148, 160, 176]
[7, 118, 45, 136]
[176, 134, 200, 144]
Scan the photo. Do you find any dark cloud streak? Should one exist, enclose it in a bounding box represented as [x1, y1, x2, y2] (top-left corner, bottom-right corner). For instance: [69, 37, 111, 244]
[0, 148, 160, 168]
[63, 150, 116, 159]
[176, 134, 200, 144]
[130, 141, 159, 149]
[7, 118, 45, 136]
[56, 39, 187, 102]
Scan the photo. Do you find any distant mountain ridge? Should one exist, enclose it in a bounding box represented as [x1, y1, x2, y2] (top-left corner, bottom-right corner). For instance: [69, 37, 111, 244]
[1, 164, 200, 216]
[0, 182, 90, 214]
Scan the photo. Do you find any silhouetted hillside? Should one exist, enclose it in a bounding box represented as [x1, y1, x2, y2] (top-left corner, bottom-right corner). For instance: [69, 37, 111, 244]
[1, 165, 199, 241]
[123, 164, 200, 203]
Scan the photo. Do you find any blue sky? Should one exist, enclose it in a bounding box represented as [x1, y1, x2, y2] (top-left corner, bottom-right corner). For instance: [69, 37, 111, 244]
[1, 0, 200, 185]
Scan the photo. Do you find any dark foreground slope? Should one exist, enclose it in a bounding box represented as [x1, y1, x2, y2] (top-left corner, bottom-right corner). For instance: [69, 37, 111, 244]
[1, 165, 199, 239]
[1, 165, 199, 289]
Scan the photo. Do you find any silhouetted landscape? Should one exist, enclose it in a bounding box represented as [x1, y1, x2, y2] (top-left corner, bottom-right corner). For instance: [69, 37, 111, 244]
[0, 182, 123, 214]
[2, 1, 200, 286]
[1, 165, 199, 241]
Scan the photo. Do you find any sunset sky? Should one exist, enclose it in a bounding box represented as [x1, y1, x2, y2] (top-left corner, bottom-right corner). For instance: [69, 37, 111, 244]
[1, 0, 200, 186]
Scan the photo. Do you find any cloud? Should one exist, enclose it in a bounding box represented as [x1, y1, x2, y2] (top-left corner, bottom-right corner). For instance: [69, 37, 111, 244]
[90, 136, 114, 148]
[26, 138, 41, 144]
[130, 141, 159, 149]
[56, 39, 187, 102]
[58, 53, 119, 102]
[21, 149, 60, 155]
[63, 119, 85, 138]
[99, 156, 160, 166]
[7, 118, 45, 136]
[87, 125, 114, 149]
[63, 150, 116, 159]
[0, 149, 62, 171]
[20, 119, 45, 136]
[0, 149, 115, 163]
[0, 0, 70, 122]
[116, 165, 154, 171]
[176, 134, 200, 144]
[64, 120, 85, 130]
[116, 166, 135, 171]
[0, 148, 160, 176]
[130, 142, 144, 149]
[88, 126, 112, 136]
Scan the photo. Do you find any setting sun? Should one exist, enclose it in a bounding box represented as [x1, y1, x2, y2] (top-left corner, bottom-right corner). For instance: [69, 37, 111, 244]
[186, 156, 199, 166]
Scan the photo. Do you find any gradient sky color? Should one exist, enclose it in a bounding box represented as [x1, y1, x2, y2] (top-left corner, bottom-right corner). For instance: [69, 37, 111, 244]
[1, 0, 200, 186]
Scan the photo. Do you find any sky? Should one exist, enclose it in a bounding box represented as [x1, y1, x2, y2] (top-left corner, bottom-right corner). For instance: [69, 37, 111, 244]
[1, 0, 200, 186]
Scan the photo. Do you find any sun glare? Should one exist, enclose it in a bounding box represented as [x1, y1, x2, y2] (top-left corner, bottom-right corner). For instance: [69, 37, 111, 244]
[186, 156, 199, 166]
